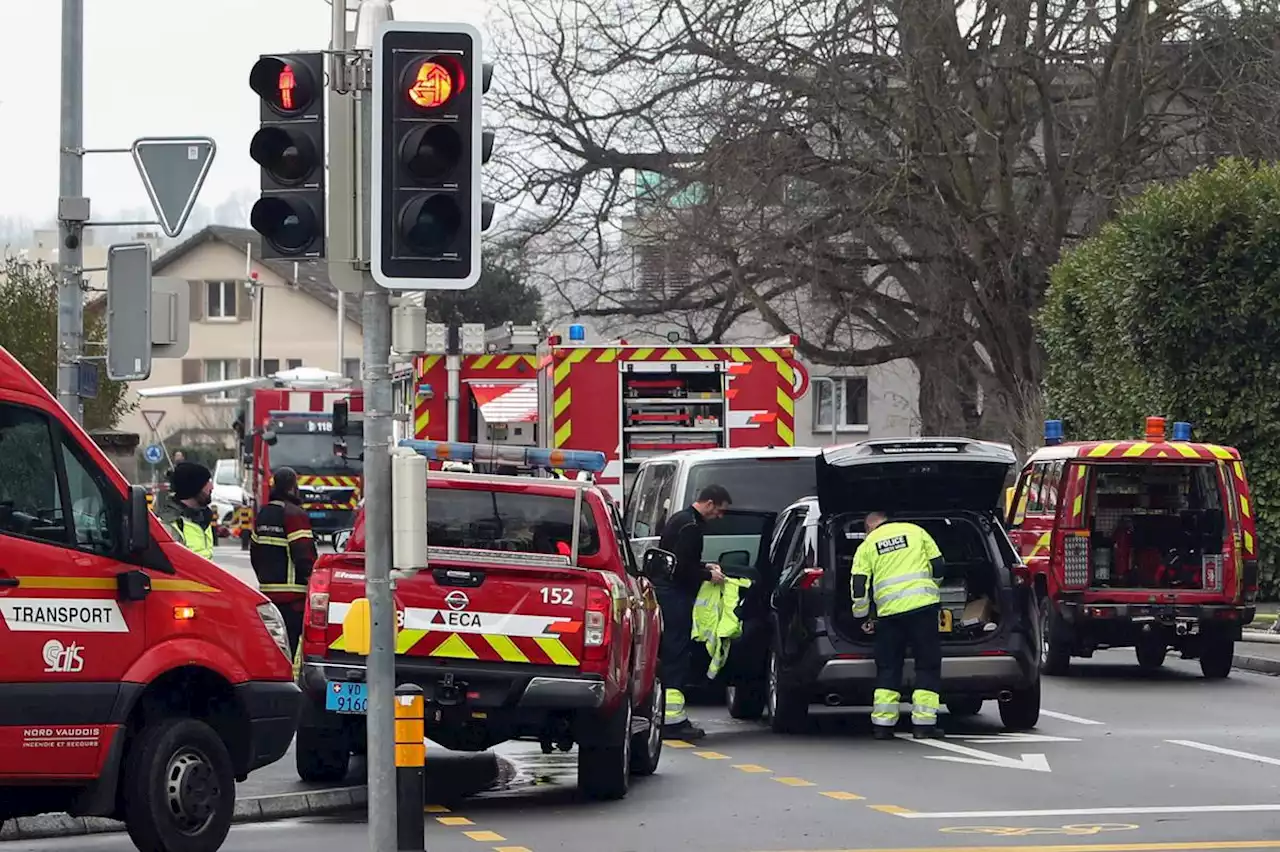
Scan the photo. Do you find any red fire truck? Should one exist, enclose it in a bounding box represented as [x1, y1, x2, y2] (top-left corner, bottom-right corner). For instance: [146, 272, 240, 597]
[397, 325, 805, 504]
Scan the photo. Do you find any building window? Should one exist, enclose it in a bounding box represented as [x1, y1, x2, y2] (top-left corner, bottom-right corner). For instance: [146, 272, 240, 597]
[205, 281, 238, 320]
[263, 358, 280, 376]
[343, 358, 361, 381]
[203, 359, 241, 402]
[287, 358, 303, 370]
[814, 376, 869, 430]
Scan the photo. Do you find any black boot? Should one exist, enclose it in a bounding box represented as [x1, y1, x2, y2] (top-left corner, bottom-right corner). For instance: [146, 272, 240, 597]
[663, 719, 706, 741]
[912, 724, 944, 739]
[872, 727, 896, 740]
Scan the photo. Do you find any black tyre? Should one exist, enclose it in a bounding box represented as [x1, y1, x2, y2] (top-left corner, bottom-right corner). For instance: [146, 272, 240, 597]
[998, 680, 1041, 731]
[121, 717, 236, 852]
[766, 648, 808, 734]
[578, 692, 632, 800]
[726, 681, 767, 720]
[1200, 637, 1234, 679]
[629, 678, 664, 777]
[946, 697, 984, 717]
[1136, 639, 1168, 671]
[295, 719, 351, 784]
[1040, 600, 1071, 676]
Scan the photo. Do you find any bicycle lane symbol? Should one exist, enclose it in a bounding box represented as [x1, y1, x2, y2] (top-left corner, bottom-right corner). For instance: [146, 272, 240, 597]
[940, 824, 1141, 838]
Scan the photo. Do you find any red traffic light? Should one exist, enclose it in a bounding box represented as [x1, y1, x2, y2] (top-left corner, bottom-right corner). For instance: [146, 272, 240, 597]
[402, 55, 465, 110]
[250, 55, 317, 116]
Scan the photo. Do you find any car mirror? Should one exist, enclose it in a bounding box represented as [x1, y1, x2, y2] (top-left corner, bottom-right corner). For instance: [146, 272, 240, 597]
[262, 429, 278, 446]
[641, 548, 677, 581]
[718, 549, 752, 570]
[333, 528, 353, 552]
[126, 485, 152, 554]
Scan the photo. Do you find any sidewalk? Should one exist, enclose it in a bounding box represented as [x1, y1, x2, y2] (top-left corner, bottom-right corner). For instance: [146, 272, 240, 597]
[1235, 633, 1280, 676]
[1, 741, 501, 842]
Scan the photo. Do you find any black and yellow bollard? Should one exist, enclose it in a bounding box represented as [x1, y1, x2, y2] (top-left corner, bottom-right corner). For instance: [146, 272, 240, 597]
[395, 683, 426, 851]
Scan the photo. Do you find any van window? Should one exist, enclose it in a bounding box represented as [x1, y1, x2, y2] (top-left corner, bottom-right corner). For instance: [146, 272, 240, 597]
[1041, 461, 1064, 514]
[682, 458, 816, 513]
[0, 405, 67, 546]
[63, 443, 119, 556]
[214, 462, 239, 486]
[426, 488, 599, 557]
[630, 463, 676, 538]
[1025, 464, 1047, 513]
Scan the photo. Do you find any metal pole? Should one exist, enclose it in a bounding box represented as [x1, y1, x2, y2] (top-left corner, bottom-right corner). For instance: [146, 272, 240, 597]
[337, 289, 346, 373]
[56, 0, 84, 423]
[445, 353, 460, 441]
[354, 4, 397, 850]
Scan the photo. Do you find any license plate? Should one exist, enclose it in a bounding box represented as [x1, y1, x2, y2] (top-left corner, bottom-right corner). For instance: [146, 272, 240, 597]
[939, 609, 953, 633]
[325, 681, 368, 714]
[309, 511, 327, 519]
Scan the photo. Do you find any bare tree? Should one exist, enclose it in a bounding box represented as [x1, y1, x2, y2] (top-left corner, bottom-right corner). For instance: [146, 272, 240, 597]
[491, 0, 1280, 443]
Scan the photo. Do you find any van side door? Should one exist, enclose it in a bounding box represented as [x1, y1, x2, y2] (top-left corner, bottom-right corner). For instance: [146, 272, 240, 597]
[625, 461, 677, 562]
[0, 401, 148, 777]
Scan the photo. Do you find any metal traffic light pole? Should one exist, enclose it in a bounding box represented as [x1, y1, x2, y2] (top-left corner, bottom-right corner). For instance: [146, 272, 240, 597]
[57, 0, 85, 424]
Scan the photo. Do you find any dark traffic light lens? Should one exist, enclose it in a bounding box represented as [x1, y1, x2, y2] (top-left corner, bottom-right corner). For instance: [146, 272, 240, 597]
[399, 194, 462, 253]
[250, 197, 319, 255]
[250, 127, 317, 185]
[400, 125, 462, 181]
[250, 56, 316, 116]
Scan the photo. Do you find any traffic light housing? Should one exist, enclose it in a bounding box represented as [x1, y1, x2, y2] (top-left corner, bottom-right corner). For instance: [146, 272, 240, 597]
[372, 21, 484, 290]
[249, 53, 326, 259]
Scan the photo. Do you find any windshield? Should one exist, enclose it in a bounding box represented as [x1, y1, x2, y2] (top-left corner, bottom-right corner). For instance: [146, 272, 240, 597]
[214, 463, 238, 486]
[268, 426, 364, 473]
[427, 487, 599, 557]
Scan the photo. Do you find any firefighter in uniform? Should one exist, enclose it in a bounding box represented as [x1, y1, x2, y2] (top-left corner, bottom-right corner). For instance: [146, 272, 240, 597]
[655, 484, 731, 740]
[851, 511, 946, 740]
[162, 461, 216, 559]
[250, 467, 317, 657]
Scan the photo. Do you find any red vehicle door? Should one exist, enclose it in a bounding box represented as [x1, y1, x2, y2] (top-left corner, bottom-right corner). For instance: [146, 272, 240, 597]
[0, 400, 148, 778]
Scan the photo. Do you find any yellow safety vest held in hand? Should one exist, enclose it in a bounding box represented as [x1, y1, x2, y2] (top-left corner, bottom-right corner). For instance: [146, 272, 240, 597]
[169, 516, 215, 560]
[851, 522, 941, 619]
[692, 577, 753, 679]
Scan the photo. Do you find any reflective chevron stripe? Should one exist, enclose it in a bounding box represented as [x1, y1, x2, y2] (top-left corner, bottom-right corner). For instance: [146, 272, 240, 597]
[328, 629, 580, 666]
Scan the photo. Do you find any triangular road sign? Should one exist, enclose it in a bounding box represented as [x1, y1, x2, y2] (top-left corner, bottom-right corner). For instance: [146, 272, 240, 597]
[141, 409, 166, 432]
[131, 137, 217, 238]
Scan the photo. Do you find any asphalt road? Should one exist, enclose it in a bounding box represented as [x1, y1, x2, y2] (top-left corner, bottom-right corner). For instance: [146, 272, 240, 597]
[12, 644, 1280, 852]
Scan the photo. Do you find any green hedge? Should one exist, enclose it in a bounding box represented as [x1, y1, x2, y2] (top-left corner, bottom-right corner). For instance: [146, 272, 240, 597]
[1041, 158, 1280, 598]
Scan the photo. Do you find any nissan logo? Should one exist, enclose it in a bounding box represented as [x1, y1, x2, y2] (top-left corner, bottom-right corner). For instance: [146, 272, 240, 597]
[445, 591, 469, 611]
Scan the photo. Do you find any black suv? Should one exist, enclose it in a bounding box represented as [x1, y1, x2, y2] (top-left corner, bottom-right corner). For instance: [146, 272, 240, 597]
[726, 438, 1042, 733]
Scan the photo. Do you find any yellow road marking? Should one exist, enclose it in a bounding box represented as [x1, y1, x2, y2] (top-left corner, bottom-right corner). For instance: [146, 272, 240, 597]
[694, 750, 731, 759]
[733, 764, 773, 773]
[463, 830, 505, 842]
[747, 843, 1280, 852]
[494, 848, 533, 852]
[664, 739, 696, 748]
[870, 805, 916, 815]
[437, 816, 474, 826]
[773, 776, 816, 786]
[822, 791, 865, 800]
[423, 804, 450, 813]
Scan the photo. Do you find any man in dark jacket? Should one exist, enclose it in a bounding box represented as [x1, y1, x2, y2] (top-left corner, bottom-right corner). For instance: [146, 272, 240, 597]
[655, 483, 731, 739]
[250, 466, 317, 658]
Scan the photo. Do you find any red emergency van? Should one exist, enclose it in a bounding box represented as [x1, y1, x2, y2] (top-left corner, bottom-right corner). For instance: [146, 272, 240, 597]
[0, 347, 300, 852]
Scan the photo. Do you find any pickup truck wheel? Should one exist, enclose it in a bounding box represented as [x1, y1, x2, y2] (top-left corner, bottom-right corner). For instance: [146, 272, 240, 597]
[296, 721, 351, 784]
[998, 680, 1041, 731]
[121, 717, 235, 852]
[727, 681, 767, 720]
[578, 692, 632, 800]
[1040, 601, 1071, 676]
[629, 678, 664, 776]
[1200, 637, 1234, 679]
[766, 648, 808, 734]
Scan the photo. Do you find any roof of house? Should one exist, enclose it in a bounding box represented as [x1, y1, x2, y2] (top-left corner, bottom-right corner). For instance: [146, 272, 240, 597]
[151, 225, 362, 326]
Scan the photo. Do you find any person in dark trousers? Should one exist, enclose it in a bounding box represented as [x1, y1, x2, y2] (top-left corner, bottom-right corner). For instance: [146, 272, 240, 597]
[159, 462, 216, 559]
[250, 466, 318, 659]
[655, 484, 731, 740]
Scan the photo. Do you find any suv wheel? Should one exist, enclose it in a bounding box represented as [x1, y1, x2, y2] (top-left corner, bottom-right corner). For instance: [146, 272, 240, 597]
[1040, 601, 1071, 676]
[1200, 637, 1234, 679]
[629, 678, 664, 776]
[998, 680, 1041, 731]
[727, 681, 767, 720]
[578, 691, 632, 800]
[766, 648, 808, 734]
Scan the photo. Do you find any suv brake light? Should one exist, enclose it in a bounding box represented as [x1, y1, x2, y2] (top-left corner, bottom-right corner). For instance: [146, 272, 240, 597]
[302, 565, 333, 651]
[584, 587, 612, 662]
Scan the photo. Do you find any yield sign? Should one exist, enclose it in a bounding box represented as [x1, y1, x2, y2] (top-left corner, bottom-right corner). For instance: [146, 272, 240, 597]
[141, 409, 166, 432]
[131, 137, 217, 238]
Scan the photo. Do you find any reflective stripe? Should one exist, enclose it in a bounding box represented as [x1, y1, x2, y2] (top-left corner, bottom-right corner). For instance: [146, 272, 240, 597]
[287, 529, 313, 542]
[252, 534, 290, 546]
[911, 689, 940, 724]
[261, 583, 308, 594]
[664, 688, 688, 725]
[875, 582, 940, 607]
[872, 688, 901, 725]
[852, 601, 871, 618]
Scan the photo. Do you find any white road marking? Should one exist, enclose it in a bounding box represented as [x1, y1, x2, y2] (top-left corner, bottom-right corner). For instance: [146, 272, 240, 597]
[1168, 739, 1280, 767]
[951, 733, 1080, 744]
[1040, 709, 1105, 725]
[896, 803, 1280, 819]
[907, 737, 1052, 772]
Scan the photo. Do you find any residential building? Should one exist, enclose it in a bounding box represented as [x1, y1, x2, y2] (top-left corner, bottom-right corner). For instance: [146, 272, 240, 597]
[116, 225, 363, 448]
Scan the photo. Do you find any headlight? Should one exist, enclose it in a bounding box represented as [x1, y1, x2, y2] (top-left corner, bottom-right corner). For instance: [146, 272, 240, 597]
[257, 602, 292, 663]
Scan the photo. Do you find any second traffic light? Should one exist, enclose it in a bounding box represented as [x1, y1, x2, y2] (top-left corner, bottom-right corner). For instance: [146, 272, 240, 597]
[249, 52, 326, 260]
[372, 20, 484, 290]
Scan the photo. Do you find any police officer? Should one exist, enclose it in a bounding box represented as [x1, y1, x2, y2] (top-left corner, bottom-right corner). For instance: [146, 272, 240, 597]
[655, 484, 731, 740]
[163, 461, 216, 559]
[250, 467, 318, 657]
[851, 511, 946, 740]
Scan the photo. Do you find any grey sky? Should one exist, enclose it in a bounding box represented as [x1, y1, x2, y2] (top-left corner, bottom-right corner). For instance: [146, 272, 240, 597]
[0, 0, 484, 220]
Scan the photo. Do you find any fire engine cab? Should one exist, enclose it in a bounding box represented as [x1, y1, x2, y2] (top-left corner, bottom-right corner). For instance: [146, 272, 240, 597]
[1007, 416, 1259, 678]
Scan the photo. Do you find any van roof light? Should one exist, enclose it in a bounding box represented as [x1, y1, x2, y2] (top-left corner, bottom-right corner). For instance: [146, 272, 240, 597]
[1171, 421, 1193, 442]
[1144, 416, 1166, 442]
[1044, 419, 1065, 446]
[397, 440, 607, 474]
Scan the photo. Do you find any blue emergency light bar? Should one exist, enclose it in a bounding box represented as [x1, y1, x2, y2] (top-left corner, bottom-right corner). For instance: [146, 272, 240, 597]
[1044, 419, 1065, 446]
[1171, 421, 1193, 441]
[398, 440, 608, 474]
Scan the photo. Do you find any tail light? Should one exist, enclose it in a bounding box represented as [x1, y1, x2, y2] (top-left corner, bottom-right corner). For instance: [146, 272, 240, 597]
[302, 564, 333, 653]
[1062, 532, 1090, 588]
[798, 567, 823, 589]
[584, 586, 613, 664]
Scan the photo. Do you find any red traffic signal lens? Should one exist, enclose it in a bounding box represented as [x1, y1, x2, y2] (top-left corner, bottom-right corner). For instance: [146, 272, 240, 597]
[250, 56, 316, 115]
[403, 55, 465, 110]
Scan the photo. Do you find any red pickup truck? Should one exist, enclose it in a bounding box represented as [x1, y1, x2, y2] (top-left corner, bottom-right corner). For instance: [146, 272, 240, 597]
[293, 453, 666, 800]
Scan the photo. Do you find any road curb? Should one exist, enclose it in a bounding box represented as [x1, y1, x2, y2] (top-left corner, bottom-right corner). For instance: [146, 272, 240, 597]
[1234, 653, 1280, 676]
[0, 786, 368, 842]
